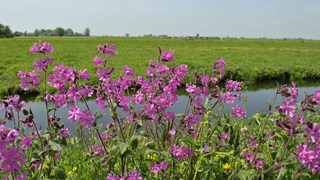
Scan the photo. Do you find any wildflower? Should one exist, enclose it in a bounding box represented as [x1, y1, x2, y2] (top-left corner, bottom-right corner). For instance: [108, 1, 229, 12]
[150, 161, 168, 174]
[29, 40, 54, 54]
[171, 144, 193, 161]
[93, 56, 104, 66]
[97, 43, 118, 57]
[147, 153, 157, 160]
[126, 170, 143, 180]
[223, 163, 230, 170]
[213, 58, 225, 78]
[19, 136, 33, 149]
[241, 125, 248, 131]
[16, 173, 27, 180]
[68, 106, 81, 122]
[186, 83, 197, 93]
[122, 65, 135, 76]
[60, 128, 70, 139]
[243, 151, 254, 164]
[231, 105, 247, 118]
[256, 160, 264, 169]
[6, 129, 19, 142]
[169, 129, 176, 136]
[164, 111, 176, 122]
[303, 123, 320, 143]
[78, 69, 90, 81]
[161, 50, 174, 62]
[277, 98, 296, 118]
[78, 110, 94, 128]
[219, 132, 230, 141]
[0, 147, 25, 173]
[312, 90, 320, 105]
[223, 92, 235, 104]
[204, 144, 211, 153]
[107, 173, 121, 180]
[226, 80, 241, 92]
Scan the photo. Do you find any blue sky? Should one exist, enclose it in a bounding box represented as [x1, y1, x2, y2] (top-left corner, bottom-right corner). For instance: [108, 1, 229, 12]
[1, 0, 320, 39]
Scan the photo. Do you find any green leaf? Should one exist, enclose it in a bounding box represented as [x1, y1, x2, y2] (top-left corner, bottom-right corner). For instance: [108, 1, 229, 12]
[48, 140, 64, 151]
[34, 95, 43, 102]
[52, 166, 66, 179]
[130, 137, 139, 151]
[119, 142, 130, 155]
[276, 167, 287, 180]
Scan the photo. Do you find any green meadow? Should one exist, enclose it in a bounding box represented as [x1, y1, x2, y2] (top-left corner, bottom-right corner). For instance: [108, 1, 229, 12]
[0, 37, 320, 95]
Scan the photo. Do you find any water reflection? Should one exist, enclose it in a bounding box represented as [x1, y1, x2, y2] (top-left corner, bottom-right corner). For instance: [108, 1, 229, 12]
[2, 86, 319, 132]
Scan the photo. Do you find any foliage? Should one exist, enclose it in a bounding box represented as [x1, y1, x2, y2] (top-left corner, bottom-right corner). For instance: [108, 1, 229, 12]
[0, 37, 320, 96]
[0, 40, 319, 179]
[0, 23, 13, 38]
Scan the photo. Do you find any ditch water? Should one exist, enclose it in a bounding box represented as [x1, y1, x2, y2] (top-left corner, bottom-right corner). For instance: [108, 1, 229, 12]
[2, 85, 319, 132]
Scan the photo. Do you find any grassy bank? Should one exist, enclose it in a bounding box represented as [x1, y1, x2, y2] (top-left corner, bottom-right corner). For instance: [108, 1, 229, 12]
[0, 37, 320, 96]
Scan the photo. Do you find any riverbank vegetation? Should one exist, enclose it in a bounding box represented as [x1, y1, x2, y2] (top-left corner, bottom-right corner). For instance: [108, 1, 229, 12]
[0, 37, 319, 96]
[0, 40, 319, 179]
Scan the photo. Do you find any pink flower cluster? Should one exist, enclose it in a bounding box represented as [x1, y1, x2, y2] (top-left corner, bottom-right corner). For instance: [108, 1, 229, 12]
[29, 40, 54, 54]
[150, 161, 168, 174]
[107, 170, 142, 180]
[171, 144, 194, 161]
[68, 106, 94, 128]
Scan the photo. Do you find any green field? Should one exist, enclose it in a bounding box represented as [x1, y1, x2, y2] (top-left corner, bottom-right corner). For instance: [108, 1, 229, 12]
[0, 37, 320, 95]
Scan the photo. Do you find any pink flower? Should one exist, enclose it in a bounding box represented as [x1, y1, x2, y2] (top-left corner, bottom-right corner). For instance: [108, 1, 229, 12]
[171, 144, 193, 161]
[219, 132, 230, 141]
[60, 128, 70, 139]
[68, 106, 81, 122]
[226, 80, 241, 92]
[126, 171, 142, 180]
[231, 105, 247, 118]
[78, 69, 90, 81]
[19, 136, 33, 149]
[204, 144, 211, 153]
[164, 111, 176, 122]
[6, 129, 19, 142]
[97, 43, 118, 57]
[0, 147, 25, 173]
[161, 50, 174, 62]
[29, 40, 54, 54]
[278, 98, 296, 118]
[169, 129, 176, 135]
[93, 56, 104, 66]
[223, 92, 235, 104]
[78, 110, 94, 128]
[213, 58, 225, 78]
[150, 161, 168, 174]
[106, 173, 120, 180]
[256, 160, 264, 169]
[186, 83, 197, 93]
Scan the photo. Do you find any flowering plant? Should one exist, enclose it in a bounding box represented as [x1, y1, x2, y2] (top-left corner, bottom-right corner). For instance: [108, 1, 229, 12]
[0, 40, 319, 179]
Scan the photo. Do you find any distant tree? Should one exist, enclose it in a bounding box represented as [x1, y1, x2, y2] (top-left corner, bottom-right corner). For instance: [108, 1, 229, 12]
[75, 32, 83, 36]
[195, 33, 200, 38]
[55, 27, 65, 36]
[0, 23, 13, 38]
[23, 31, 27, 36]
[125, 33, 129, 37]
[65, 28, 74, 36]
[13, 31, 23, 36]
[34, 29, 40, 36]
[84, 27, 90, 36]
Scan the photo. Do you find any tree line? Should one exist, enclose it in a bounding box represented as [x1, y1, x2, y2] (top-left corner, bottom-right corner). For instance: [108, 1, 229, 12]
[0, 23, 90, 38]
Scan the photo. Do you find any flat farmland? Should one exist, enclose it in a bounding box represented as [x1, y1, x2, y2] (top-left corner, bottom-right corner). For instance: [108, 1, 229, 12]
[0, 37, 320, 95]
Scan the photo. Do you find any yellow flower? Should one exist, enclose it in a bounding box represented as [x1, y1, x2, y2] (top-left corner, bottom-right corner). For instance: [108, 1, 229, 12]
[73, 167, 77, 171]
[223, 163, 231, 170]
[235, 162, 240, 166]
[67, 171, 72, 176]
[147, 153, 157, 160]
